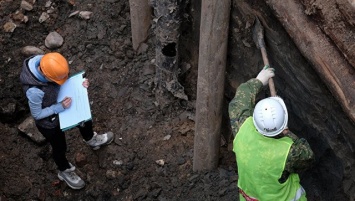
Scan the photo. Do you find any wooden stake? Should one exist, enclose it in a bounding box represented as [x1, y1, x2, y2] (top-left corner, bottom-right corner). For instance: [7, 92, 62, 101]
[129, 0, 152, 52]
[193, 0, 231, 171]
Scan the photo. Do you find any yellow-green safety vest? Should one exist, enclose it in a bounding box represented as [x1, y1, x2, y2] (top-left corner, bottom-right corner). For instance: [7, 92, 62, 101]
[233, 117, 306, 201]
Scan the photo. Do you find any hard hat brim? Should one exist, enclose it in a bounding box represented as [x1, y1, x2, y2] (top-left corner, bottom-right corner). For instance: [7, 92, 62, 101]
[53, 75, 68, 85]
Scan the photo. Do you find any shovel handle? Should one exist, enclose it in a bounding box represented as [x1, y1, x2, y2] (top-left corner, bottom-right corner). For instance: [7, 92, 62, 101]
[260, 47, 277, 96]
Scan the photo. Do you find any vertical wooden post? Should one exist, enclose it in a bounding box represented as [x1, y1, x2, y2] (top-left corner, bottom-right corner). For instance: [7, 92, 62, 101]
[129, 0, 152, 51]
[150, 0, 188, 108]
[193, 0, 231, 171]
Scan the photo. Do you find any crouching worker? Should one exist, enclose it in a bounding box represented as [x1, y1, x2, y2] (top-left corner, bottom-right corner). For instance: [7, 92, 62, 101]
[20, 52, 114, 190]
[229, 66, 315, 201]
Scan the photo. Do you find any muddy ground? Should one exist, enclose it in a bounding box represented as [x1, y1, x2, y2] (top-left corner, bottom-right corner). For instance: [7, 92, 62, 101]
[0, 0, 240, 200]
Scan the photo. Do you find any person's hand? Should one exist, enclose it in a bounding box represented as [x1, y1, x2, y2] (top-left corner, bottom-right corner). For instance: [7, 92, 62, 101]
[82, 78, 89, 88]
[61, 97, 72, 109]
[256, 65, 275, 86]
[282, 126, 289, 135]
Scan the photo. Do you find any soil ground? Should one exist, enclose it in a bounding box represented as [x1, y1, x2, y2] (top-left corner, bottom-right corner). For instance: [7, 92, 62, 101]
[0, 0, 239, 200]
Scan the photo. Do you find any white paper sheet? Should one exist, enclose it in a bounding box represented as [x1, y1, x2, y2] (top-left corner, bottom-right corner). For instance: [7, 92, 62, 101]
[57, 71, 92, 131]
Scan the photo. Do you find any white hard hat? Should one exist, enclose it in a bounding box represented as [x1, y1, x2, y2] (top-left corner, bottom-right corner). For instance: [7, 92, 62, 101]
[253, 97, 288, 137]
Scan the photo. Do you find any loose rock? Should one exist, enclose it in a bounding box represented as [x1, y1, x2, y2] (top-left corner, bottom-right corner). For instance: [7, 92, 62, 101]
[18, 116, 46, 145]
[12, 11, 27, 23]
[113, 160, 123, 166]
[78, 11, 93, 20]
[39, 12, 50, 23]
[163, 135, 171, 141]
[3, 21, 17, 32]
[21, 0, 33, 11]
[156, 159, 165, 166]
[45, 31, 64, 49]
[21, 46, 45, 56]
[45, 0, 52, 7]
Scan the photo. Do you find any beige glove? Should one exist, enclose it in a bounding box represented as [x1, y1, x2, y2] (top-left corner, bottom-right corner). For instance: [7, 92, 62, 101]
[256, 65, 275, 86]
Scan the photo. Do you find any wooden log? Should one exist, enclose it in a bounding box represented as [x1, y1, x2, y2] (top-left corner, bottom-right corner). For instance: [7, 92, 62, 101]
[350, 0, 355, 7]
[129, 0, 152, 52]
[150, 0, 188, 107]
[265, 0, 355, 123]
[193, 0, 231, 171]
[300, 0, 355, 70]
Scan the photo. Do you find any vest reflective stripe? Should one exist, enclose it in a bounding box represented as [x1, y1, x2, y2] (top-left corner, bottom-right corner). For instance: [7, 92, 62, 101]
[239, 189, 258, 201]
[290, 186, 306, 201]
[234, 117, 303, 201]
[239, 186, 305, 201]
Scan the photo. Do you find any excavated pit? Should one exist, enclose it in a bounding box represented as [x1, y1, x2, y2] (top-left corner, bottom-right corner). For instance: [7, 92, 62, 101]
[0, 0, 354, 200]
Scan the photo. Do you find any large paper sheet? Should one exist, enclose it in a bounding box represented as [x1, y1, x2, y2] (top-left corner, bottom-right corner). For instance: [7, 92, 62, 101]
[57, 71, 92, 131]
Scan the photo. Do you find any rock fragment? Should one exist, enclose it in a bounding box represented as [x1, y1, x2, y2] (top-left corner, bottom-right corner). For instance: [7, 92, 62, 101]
[21, 0, 33, 11]
[39, 12, 50, 23]
[21, 46, 45, 56]
[113, 160, 123, 166]
[45, 31, 64, 49]
[3, 21, 17, 32]
[155, 159, 165, 166]
[78, 11, 93, 20]
[12, 11, 28, 23]
[18, 116, 46, 144]
[45, 0, 52, 7]
[163, 135, 171, 141]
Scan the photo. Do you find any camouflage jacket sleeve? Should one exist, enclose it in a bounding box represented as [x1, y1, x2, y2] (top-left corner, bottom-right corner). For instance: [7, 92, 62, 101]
[283, 129, 315, 174]
[228, 78, 263, 137]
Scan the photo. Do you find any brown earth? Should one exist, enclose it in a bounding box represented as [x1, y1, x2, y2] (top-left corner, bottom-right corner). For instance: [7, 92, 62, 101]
[1, 0, 354, 200]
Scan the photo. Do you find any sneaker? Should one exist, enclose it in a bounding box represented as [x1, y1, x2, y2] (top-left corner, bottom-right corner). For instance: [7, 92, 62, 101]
[85, 131, 114, 150]
[58, 166, 85, 190]
[68, 162, 75, 172]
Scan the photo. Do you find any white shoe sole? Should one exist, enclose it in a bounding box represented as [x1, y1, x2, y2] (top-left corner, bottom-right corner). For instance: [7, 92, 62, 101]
[88, 133, 115, 150]
[58, 173, 85, 190]
[90, 135, 114, 150]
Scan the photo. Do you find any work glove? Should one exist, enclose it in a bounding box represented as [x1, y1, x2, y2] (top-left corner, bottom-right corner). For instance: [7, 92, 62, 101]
[256, 65, 275, 86]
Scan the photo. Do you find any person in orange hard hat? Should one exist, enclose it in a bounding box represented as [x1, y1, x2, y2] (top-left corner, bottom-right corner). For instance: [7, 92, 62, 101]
[40, 52, 69, 85]
[20, 52, 114, 190]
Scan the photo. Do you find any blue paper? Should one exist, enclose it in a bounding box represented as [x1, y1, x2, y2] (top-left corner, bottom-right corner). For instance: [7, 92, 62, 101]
[57, 71, 92, 131]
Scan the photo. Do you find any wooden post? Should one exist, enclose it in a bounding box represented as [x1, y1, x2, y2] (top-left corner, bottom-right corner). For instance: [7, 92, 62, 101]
[193, 0, 231, 171]
[150, 0, 188, 108]
[129, 0, 152, 52]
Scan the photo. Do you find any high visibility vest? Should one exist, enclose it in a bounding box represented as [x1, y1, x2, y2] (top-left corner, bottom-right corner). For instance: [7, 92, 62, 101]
[233, 117, 305, 201]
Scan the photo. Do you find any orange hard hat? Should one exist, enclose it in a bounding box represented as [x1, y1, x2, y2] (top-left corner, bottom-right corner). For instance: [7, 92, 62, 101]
[40, 52, 69, 85]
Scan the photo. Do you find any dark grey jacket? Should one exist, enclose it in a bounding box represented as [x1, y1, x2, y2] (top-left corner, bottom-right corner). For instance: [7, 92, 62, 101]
[20, 56, 60, 129]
